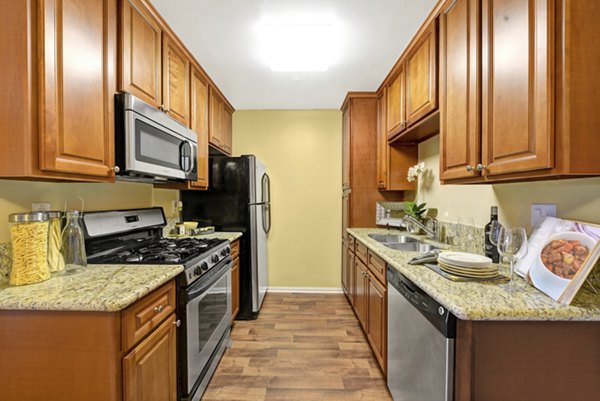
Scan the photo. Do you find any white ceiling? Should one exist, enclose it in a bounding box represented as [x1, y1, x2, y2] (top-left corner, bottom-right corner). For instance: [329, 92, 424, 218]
[150, 0, 438, 110]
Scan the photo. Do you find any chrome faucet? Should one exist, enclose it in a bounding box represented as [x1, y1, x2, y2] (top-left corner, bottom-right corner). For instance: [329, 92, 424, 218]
[403, 214, 439, 241]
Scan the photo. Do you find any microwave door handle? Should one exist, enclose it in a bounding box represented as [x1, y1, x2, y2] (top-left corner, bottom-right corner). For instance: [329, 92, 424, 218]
[179, 141, 193, 174]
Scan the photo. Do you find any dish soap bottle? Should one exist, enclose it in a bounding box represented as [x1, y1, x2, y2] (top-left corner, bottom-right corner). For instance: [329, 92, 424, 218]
[484, 206, 500, 263]
[61, 210, 87, 274]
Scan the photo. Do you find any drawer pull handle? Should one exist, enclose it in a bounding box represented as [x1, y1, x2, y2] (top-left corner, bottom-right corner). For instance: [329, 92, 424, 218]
[154, 305, 164, 314]
[173, 319, 181, 327]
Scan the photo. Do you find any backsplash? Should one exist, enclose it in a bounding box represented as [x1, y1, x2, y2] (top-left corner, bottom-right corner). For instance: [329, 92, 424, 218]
[438, 220, 485, 255]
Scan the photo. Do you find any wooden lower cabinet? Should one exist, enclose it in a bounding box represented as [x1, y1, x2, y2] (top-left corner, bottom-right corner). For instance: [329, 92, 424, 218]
[0, 281, 177, 401]
[231, 256, 240, 322]
[367, 272, 387, 372]
[231, 239, 241, 322]
[123, 314, 177, 401]
[344, 235, 387, 374]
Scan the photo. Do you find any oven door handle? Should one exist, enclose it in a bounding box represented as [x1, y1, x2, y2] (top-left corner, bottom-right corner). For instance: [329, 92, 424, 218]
[186, 260, 232, 302]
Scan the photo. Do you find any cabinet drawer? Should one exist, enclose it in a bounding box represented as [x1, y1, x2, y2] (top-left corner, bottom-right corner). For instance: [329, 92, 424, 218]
[355, 241, 368, 263]
[230, 239, 240, 259]
[348, 235, 356, 253]
[368, 250, 387, 285]
[122, 280, 176, 351]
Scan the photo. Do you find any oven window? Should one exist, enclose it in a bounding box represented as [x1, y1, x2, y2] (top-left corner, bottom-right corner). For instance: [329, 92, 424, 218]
[135, 119, 181, 169]
[197, 274, 228, 351]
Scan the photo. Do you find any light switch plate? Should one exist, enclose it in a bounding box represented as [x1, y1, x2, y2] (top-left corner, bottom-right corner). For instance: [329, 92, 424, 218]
[531, 203, 556, 229]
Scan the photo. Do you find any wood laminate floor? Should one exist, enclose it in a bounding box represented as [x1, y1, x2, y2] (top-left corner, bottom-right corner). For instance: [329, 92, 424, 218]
[203, 293, 393, 401]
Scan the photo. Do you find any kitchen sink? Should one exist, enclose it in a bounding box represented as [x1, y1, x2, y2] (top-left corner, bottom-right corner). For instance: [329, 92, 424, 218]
[368, 234, 420, 244]
[383, 243, 440, 253]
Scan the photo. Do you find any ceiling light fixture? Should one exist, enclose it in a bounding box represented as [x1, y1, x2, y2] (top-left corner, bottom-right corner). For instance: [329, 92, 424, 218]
[260, 23, 338, 72]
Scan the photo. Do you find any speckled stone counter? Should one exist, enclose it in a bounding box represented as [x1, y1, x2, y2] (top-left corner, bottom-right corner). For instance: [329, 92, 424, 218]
[348, 228, 600, 321]
[0, 264, 183, 312]
[172, 231, 243, 242]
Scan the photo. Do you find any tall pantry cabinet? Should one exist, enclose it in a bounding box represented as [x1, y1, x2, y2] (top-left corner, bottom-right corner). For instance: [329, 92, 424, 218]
[340, 93, 404, 297]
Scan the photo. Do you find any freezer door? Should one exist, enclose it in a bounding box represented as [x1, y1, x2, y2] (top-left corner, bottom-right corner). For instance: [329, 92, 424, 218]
[250, 157, 269, 313]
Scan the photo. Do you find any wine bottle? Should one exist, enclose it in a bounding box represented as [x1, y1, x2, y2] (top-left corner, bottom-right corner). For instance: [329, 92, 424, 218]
[484, 206, 500, 263]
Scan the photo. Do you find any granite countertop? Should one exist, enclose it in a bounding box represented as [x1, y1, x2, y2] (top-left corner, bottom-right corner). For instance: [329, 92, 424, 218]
[348, 228, 600, 321]
[0, 232, 242, 312]
[0, 264, 183, 312]
[168, 231, 243, 242]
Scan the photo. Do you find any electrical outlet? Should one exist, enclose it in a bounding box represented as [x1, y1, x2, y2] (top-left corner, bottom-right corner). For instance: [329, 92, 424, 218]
[32, 202, 51, 212]
[531, 204, 556, 228]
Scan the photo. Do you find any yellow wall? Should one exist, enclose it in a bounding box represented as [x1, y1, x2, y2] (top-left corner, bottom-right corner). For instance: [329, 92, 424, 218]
[415, 136, 600, 230]
[233, 110, 342, 289]
[0, 180, 179, 242]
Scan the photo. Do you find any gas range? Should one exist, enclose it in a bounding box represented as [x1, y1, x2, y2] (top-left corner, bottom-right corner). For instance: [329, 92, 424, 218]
[83, 208, 230, 285]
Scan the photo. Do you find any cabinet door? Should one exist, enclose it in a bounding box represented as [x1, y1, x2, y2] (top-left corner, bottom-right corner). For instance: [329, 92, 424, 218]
[347, 250, 355, 307]
[120, 0, 162, 107]
[209, 87, 223, 148]
[439, 0, 481, 180]
[481, 0, 553, 176]
[222, 105, 233, 155]
[162, 35, 190, 126]
[406, 21, 438, 125]
[354, 259, 368, 330]
[39, 0, 116, 179]
[341, 241, 348, 294]
[341, 191, 350, 240]
[190, 67, 209, 189]
[342, 105, 351, 189]
[386, 65, 407, 137]
[123, 314, 177, 401]
[376, 89, 389, 189]
[231, 257, 240, 322]
[367, 275, 387, 373]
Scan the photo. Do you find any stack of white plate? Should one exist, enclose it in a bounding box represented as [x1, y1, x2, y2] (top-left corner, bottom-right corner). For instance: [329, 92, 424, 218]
[437, 252, 498, 279]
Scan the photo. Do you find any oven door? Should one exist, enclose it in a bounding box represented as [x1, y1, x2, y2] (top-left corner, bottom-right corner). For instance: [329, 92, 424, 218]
[181, 258, 232, 396]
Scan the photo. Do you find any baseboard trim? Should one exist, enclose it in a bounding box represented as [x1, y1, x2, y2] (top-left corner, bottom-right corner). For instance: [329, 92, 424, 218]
[268, 287, 344, 294]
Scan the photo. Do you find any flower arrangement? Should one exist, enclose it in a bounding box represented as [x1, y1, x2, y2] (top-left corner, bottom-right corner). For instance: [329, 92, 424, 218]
[407, 162, 425, 182]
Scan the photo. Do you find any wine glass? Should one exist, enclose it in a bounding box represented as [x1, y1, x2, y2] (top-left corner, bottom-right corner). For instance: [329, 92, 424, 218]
[458, 217, 476, 253]
[497, 227, 528, 285]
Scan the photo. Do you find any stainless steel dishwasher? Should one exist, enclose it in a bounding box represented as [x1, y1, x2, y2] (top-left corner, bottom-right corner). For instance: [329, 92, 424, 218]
[387, 266, 456, 401]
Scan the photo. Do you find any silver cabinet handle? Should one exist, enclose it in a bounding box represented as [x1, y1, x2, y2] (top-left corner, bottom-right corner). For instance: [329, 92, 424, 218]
[159, 104, 165, 112]
[153, 305, 164, 314]
[112, 166, 120, 173]
[476, 163, 486, 172]
[466, 165, 473, 172]
[173, 319, 181, 327]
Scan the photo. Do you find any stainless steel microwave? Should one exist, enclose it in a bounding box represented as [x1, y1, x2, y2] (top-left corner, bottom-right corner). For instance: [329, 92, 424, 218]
[114, 93, 198, 183]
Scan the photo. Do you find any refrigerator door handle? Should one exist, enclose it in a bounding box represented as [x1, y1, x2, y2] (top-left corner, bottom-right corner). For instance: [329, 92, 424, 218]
[261, 173, 271, 234]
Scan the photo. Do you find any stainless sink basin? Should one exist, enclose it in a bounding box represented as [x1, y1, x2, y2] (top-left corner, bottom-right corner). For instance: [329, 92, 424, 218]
[384, 243, 440, 253]
[368, 234, 420, 244]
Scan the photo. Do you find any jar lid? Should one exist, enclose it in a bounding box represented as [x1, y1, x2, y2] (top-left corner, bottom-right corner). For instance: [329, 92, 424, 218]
[8, 212, 49, 223]
[46, 211, 64, 219]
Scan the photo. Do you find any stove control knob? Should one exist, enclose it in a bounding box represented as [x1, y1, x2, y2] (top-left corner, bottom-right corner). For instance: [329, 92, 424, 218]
[211, 255, 219, 263]
[201, 262, 209, 271]
[194, 266, 201, 276]
[220, 249, 227, 257]
[225, 247, 231, 255]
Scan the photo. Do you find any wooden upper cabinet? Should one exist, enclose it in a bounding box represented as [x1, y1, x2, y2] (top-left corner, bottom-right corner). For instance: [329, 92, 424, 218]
[386, 64, 406, 138]
[120, 0, 162, 107]
[162, 35, 190, 126]
[190, 67, 209, 189]
[38, 0, 116, 179]
[439, 0, 481, 181]
[406, 20, 438, 125]
[481, 0, 553, 176]
[209, 87, 223, 148]
[221, 104, 233, 155]
[123, 314, 177, 401]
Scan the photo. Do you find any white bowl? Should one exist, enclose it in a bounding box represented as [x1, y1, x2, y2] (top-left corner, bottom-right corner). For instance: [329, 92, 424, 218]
[530, 231, 595, 299]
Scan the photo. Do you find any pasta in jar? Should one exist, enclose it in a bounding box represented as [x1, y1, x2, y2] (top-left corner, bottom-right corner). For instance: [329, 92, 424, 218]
[8, 213, 51, 286]
[47, 211, 65, 273]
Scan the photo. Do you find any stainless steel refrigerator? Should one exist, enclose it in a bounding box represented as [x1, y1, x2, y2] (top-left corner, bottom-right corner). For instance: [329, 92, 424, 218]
[181, 155, 270, 319]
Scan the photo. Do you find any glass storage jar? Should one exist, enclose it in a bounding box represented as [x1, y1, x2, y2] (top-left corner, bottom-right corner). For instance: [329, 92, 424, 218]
[46, 211, 65, 274]
[8, 212, 51, 286]
[61, 210, 87, 274]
